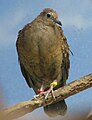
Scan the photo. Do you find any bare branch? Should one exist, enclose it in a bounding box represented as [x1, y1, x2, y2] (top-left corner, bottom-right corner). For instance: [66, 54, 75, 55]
[0, 73, 92, 120]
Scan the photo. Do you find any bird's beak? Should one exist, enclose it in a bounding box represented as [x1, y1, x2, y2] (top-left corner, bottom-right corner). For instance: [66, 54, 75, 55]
[54, 19, 62, 27]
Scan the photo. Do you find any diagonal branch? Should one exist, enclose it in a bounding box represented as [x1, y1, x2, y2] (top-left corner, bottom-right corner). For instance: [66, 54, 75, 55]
[0, 73, 92, 120]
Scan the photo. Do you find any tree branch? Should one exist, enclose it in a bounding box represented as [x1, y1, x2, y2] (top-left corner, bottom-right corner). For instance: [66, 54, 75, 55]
[0, 73, 92, 120]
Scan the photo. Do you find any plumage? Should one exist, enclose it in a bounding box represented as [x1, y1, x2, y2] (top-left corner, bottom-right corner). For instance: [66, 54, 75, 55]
[16, 8, 70, 116]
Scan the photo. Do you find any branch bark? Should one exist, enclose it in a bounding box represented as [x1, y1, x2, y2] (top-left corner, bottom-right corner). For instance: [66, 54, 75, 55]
[0, 73, 92, 120]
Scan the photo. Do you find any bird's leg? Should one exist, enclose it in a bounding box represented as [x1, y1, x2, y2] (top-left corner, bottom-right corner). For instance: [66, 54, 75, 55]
[37, 84, 44, 93]
[34, 80, 58, 99]
[45, 80, 57, 99]
[34, 84, 45, 98]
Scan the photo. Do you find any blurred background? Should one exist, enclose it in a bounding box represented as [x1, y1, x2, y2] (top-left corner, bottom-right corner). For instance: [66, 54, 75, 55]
[0, 0, 92, 119]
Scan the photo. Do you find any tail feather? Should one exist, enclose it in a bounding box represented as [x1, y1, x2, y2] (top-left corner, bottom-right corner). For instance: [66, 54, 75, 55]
[43, 100, 67, 117]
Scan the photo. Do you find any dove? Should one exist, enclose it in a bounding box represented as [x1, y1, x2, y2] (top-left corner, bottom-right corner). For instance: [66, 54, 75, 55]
[16, 8, 70, 117]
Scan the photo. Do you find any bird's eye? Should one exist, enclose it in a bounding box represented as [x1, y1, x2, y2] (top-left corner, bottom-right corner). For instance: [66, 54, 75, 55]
[47, 13, 51, 18]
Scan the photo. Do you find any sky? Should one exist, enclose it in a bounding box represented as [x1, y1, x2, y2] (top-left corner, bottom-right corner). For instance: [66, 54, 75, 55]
[0, 0, 92, 119]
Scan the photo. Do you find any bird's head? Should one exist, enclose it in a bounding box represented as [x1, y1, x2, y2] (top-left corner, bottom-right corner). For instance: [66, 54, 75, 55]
[39, 8, 62, 27]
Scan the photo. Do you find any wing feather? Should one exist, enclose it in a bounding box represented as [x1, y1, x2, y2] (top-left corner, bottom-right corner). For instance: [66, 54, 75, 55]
[60, 28, 70, 85]
[16, 29, 35, 89]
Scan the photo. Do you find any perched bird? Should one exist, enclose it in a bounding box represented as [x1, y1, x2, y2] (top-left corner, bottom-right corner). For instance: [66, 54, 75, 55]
[16, 8, 70, 117]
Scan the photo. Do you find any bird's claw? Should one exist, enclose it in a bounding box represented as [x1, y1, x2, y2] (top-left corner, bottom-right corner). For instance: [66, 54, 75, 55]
[34, 86, 55, 100]
[33, 91, 47, 99]
[44, 85, 56, 100]
[34, 81, 57, 100]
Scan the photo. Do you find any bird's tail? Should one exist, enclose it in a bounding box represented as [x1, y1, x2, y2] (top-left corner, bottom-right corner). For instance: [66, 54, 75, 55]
[43, 100, 67, 117]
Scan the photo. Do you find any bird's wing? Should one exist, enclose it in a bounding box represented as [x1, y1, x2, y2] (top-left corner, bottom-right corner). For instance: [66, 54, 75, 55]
[16, 29, 35, 89]
[19, 61, 34, 88]
[60, 29, 70, 85]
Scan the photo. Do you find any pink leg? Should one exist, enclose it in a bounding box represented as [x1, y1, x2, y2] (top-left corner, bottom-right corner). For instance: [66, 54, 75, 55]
[34, 80, 57, 100]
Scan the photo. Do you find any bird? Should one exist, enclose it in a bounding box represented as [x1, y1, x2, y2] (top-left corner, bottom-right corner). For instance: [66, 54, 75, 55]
[16, 8, 70, 117]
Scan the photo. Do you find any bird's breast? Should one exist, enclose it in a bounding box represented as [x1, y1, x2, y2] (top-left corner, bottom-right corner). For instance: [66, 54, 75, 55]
[21, 24, 63, 82]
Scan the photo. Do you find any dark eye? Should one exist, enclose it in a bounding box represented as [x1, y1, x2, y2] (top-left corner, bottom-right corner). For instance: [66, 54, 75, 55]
[47, 13, 51, 18]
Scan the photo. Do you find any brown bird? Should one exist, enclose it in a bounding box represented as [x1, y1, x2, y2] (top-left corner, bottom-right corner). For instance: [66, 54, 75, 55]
[16, 8, 70, 117]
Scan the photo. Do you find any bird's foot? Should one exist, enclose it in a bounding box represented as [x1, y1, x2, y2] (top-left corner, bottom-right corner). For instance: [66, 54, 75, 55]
[34, 80, 57, 100]
[34, 91, 47, 99]
[44, 80, 57, 99]
[34, 84, 45, 99]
